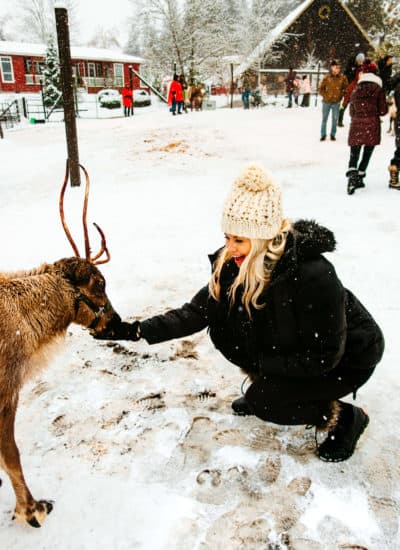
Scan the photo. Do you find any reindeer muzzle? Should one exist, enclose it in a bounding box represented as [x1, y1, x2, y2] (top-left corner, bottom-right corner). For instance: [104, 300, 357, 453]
[74, 293, 114, 330]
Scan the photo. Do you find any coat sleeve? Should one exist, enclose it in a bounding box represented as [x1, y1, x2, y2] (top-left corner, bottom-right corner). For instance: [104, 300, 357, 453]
[140, 285, 209, 344]
[378, 88, 388, 116]
[259, 260, 346, 378]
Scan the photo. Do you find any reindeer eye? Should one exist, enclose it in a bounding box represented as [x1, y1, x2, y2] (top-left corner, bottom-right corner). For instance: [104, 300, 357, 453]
[97, 279, 105, 291]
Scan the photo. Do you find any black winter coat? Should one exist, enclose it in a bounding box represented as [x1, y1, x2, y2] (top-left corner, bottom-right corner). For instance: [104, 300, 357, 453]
[389, 72, 400, 119]
[141, 220, 384, 380]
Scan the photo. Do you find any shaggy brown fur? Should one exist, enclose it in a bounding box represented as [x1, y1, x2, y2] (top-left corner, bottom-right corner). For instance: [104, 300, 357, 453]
[0, 257, 117, 527]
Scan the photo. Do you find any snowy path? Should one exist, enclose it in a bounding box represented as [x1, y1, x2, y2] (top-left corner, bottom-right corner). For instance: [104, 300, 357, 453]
[0, 104, 399, 549]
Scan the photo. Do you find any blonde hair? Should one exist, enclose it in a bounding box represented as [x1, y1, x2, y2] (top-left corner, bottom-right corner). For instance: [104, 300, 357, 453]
[210, 219, 292, 317]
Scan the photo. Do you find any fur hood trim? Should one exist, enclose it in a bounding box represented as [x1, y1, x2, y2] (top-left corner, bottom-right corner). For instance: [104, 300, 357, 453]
[271, 219, 336, 281]
[358, 73, 383, 88]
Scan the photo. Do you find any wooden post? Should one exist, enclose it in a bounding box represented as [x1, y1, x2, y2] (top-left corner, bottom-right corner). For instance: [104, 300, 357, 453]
[39, 79, 47, 120]
[55, 6, 81, 186]
[315, 61, 321, 107]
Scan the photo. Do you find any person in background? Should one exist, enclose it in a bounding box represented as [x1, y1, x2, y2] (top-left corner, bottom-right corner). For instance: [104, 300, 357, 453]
[284, 68, 297, 108]
[179, 74, 188, 113]
[388, 71, 400, 190]
[318, 60, 348, 141]
[378, 54, 394, 94]
[293, 77, 300, 106]
[168, 75, 184, 115]
[94, 165, 384, 464]
[122, 85, 133, 117]
[346, 60, 388, 195]
[241, 86, 251, 109]
[300, 74, 311, 107]
[338, 52, 365, 127]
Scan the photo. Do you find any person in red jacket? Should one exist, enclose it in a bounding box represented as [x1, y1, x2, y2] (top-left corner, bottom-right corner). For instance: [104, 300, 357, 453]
[167, 75, 184, 115]
[346, 60, 388, 195]
[122, 85, 133, 117]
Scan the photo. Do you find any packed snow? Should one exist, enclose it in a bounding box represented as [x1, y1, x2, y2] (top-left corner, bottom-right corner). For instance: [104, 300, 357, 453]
[0, 97, 399, 549]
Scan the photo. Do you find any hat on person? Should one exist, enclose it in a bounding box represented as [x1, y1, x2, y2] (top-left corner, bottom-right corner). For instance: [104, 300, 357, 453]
[362, 59, 378, 74]
[221, 165, 283, 240]
[355, 53, 365, 63]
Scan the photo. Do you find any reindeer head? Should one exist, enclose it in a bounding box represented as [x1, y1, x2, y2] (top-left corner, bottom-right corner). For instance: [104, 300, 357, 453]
[59, 161, 119, 335]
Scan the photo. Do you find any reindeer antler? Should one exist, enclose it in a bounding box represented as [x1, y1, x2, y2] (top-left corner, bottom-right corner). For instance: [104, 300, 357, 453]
[59, 160, 110, 265]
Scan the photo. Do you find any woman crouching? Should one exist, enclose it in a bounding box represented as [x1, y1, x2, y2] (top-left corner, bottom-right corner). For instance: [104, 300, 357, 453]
[96, 165, 384, 462]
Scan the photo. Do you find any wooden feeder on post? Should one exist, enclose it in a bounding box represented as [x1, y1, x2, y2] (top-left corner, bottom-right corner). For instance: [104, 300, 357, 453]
[55, 4, 81, 186]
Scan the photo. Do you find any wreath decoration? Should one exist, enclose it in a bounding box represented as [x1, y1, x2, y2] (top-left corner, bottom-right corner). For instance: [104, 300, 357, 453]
[318, 5, 331, 20]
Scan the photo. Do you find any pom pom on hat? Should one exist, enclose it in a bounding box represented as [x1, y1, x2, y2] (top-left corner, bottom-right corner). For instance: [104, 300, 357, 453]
[355, 53, 365, 63]
[222, 164, 283, 240]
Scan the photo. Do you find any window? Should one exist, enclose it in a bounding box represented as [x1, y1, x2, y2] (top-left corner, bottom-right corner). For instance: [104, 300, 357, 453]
[34, 61, 44, 74]
[24, 58, 33, 73]
[1, 56, 14, 83]
[88, 62, 95, 77]
[113, 63, 124, 86]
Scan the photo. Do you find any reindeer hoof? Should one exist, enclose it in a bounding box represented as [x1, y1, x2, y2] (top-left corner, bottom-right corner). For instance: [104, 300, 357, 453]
[16, 499, 54, 528]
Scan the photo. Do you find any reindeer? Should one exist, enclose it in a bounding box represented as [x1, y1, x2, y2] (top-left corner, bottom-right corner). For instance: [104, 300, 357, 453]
[0, 163, 119, 528]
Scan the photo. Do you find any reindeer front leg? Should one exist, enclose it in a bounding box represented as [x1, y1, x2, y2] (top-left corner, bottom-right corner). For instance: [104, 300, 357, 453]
[0, 397, 53, 527]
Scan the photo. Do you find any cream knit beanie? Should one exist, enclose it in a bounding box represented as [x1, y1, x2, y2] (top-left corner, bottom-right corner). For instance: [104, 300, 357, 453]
[222, 165, 283, 239]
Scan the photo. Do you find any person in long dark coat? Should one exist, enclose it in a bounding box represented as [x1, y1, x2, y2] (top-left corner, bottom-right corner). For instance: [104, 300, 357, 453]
[388, 72, 400, 190]
[378, 54, 393, 93]
[284, 68, 297, 108]
[346, 60, 388, 195]
[95, 165, 384, 463]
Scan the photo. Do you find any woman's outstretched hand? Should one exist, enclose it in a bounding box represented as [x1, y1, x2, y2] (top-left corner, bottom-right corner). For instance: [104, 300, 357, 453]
[93, 314, 141, 341]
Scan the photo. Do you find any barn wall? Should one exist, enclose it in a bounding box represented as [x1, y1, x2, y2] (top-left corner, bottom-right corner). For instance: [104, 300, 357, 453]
[265, 0, 373, 69]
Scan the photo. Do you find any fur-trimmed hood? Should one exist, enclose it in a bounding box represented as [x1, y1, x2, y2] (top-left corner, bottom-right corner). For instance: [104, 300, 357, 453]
[358, 72, 383, 88]
[271, 219, 336, 281]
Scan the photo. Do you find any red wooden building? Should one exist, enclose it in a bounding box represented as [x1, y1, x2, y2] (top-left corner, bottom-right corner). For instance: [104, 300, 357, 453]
[0, 41, 145, 94]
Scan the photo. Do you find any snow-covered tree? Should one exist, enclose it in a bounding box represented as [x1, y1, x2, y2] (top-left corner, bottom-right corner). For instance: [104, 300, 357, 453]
[43, 36, 62, 107]
[87, 26, 121, 49]
[379, 0, 400, 51]
[16, 0, 80, 44]
[345, 0, 400, 53]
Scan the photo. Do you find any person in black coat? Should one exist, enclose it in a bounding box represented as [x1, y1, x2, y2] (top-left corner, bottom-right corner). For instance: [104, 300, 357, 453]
[388, 72, 400, 189]
[96, 165, 384, 463]
[378, 54, 393, 93]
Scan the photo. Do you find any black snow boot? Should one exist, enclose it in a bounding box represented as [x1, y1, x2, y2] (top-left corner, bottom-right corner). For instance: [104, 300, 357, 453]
[231, 396, 254, 416]
[346, 169, 363, 195]
[317, 401, 369, 462]
[389, 165, 400, 190]
[357, 170, 366, 189]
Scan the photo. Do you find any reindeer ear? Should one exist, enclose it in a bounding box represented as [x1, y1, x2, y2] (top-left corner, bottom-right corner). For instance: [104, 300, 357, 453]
[56, 258, 93, 285]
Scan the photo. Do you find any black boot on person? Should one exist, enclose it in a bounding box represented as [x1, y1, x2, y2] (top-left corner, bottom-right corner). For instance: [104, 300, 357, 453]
[231, 396, 254, 416]
[317, 401, 369, 462]
[346, 169, 363, 195]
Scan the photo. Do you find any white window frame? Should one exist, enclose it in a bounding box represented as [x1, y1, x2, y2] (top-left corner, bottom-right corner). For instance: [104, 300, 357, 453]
[113, 63, 124, 86]
[1, 56, 14, 83]
[88, 62, 95, 77]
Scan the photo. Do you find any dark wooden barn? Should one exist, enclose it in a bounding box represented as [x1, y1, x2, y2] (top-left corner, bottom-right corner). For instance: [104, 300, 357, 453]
[235, 0, 375, 77]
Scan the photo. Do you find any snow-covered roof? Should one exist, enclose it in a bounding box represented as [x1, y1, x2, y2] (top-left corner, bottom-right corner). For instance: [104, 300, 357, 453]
[234, 0, 374, 77]
[0, 41, 144, 64]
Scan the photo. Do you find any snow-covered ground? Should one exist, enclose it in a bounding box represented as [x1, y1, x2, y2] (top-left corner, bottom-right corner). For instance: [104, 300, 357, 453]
[0, 100, 399, 549]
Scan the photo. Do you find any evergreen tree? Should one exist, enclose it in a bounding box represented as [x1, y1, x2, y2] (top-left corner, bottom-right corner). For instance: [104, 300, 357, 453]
[43, 36, 62, 107]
